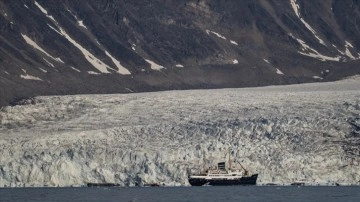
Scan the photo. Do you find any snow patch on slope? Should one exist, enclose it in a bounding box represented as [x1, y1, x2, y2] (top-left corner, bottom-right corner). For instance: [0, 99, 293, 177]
[34, 1, 113, 74]
[344, 41, 360, 60]
[105, 51, 131, 75]
[43, 58, 54, 67]
[263, 59, 284, 75]
[290, 0, 326, 46]
[87, 71, 100, 75]
[230, 40, 238, 45]
[20, 74, 42, 81]
[276, 68, 284, 75]
[21, 34, 63, 63]
[145, 59, 164, 71]
[289, 34, 341, 62]
[34, 1, 56, 22]
[206, 30, 226, 40]
[64, 8, 87, 30]
[346, 41, 354, 48]
[312, 76, 323, 80]
[70, 66, 81, 72]
[333, 42, 360, 61]
[77, 20, 87, 29]
[57, 26, 111, 73]
[47, 24, 61, 35]
[34, 1, 48, 14]
[19, 69, 42, 81]
[38, 67, 47, 73]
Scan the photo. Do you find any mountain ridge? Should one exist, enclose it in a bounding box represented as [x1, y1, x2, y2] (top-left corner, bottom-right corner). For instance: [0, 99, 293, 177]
[1, 0, 360, 107]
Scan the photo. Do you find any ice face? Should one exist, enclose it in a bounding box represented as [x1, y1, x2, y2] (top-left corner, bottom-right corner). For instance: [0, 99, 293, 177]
[0, 78, 360, 187]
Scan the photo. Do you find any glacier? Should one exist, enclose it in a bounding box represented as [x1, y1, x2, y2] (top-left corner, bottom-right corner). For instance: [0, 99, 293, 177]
[0, 78, 360, 187]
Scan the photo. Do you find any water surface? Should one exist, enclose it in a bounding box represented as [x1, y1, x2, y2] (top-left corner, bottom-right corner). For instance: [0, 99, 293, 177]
[1, 186, 359, 202]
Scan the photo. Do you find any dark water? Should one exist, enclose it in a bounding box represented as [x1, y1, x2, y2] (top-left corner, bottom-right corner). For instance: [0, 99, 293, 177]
[1, 186, 359, 202]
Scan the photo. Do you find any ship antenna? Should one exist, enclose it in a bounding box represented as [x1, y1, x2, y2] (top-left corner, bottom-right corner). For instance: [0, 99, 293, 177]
[228, 149, 231, 171]
[202, 150, 206, 172]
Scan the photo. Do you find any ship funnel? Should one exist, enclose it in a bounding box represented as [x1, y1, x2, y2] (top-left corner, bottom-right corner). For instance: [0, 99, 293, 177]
[217, 162, 226, 170]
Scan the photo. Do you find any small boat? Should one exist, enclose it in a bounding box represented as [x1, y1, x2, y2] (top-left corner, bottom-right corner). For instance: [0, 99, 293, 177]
[86, 182, 120, 187]
[290, 182, 305, 186]
[265, 183, 278, 186]
[188, 155, 258, 186]
[143, 183, 160, 187]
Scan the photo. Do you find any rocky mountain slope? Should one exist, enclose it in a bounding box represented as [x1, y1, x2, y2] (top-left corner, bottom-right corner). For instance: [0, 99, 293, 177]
[1, 0, 360, 106]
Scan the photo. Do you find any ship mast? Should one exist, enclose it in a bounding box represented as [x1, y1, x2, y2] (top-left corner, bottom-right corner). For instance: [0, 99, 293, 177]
[228, 149, 231, 171]
[238, 162, 249, 176]
[202, 150, 206, 172]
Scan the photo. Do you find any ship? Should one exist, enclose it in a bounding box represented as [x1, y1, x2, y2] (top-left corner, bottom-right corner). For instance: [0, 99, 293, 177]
[188, 155, 258, 186]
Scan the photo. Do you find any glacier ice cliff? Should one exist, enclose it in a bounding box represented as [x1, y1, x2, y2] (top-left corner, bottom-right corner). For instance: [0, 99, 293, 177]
[0, 78, 360, 187]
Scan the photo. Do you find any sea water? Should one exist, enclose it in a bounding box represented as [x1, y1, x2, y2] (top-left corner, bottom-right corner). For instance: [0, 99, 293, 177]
[0, 186, 359, 202]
